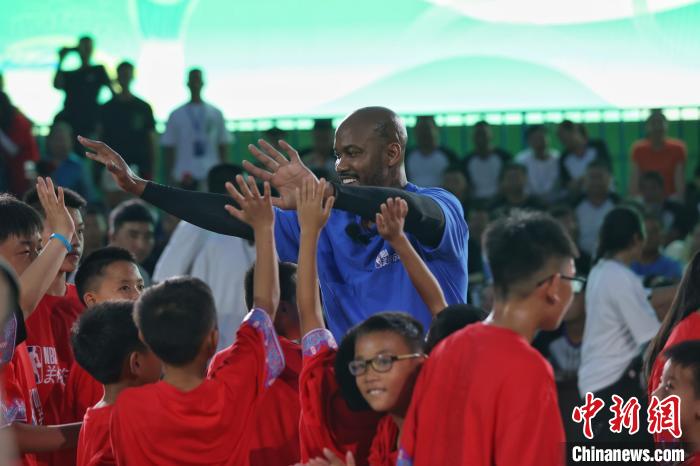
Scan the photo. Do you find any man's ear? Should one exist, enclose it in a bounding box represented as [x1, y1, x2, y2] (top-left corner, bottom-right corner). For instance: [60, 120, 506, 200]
[83, 292, 97, 306]
[128, 351, 140, 377]
[386, 142, 402, 168]
[203, 328, 219, 359]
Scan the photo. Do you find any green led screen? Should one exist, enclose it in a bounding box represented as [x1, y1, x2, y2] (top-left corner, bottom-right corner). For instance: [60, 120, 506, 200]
[2, 0, 700, 124]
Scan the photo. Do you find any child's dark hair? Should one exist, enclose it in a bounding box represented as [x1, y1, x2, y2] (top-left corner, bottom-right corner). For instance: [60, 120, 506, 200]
[108, 199, 155, 234]
[71, 300, 147, 385]
[663, 340, 700, 398]
[23, 186, 86, 214]
[74, 247, 138, 305]
[644, 251, 700, 379]
[425, 304, 487, 353]
[134, 277, 216, 366]
[594, 206, 644, 263]
[335, 312, 425, 411]
[244, 262, 297, 310]
[0, 194, 42, 243]
[484, 210, 577, 299]
[207, 163, 244, 195]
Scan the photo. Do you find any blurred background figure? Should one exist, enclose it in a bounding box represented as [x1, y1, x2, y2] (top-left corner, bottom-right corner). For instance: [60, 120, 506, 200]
[463, 120, 511, 201]
[0, 91, 39, 196]
[405, 115, 457, 187]
[515, 124, 561, 203]
[53, 35, 113, 152]
[161, 68, 230, 189]
[300, 118, 336, 178]
[574, 161, 618, 257]
[557, 120, 611, 199]
[108, 199, 156, 285]
[631, 215, 683, 286]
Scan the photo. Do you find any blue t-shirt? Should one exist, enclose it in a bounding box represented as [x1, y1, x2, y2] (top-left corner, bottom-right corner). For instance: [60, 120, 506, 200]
[274, 183, 469, 338]
[631, 255, 683, 282]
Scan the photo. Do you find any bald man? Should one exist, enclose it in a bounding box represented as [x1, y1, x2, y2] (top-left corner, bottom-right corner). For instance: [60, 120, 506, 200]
[79, 107, 468, 337]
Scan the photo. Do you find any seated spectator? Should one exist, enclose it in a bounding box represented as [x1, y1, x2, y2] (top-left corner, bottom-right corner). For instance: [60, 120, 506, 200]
[630, 110, 686, 199]
[639, 170, 692, 245]
[405, 116, 457, 187]
[441, 164, 471, 214]
[43, 121, 96, 202]
[574, 161, 619, 257]
[82, 205, 108, 258]
[300, 119, 336, 177]
[557, 120, 611, 197]
[549, 204, 592, 276]
[108, 200, 155, 285]
[263, 126, 287, 152]
[683, 163, 700, 223]
[665, 221, 700, 268]
[632, 215, 683, 285]
[515, 125, 561, 202]
[0, 91, 39, 196]
[489, 163, 546, 217]
[463, 120, 511, 200]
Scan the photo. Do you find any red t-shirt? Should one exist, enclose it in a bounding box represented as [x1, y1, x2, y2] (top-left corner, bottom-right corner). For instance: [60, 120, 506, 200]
[631, 138, 687, 196]
[65, 363, 104, 422]
[398, 323, 565, 466]
[299, 329, 381, 466]
[25, 284, 85, 466]
[684, 452, 700, 466]
[2, 343, 41, 466]
[4, 111, 40, 196]
[110, 309, 284, 466]
[76, 405, 113, 466]
[368, 415, 399, 466]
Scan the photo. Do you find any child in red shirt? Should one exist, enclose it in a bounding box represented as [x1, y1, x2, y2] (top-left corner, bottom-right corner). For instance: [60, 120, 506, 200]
[71, 300, 161, 466]
[208, 261, 302, 466]
[0, 185, 83, 465]
[650, 341, 700, 466]
[110, 177, 285, 466]
[399, 210, 580, 466]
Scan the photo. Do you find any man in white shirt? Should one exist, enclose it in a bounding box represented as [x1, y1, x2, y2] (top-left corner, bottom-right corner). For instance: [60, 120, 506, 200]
[161, 68, 231, 188]
[405, 116, 457, 187]
[575, 161, 618, 257]
[463, 121, 511, 200]
[515, 125, 561, 203]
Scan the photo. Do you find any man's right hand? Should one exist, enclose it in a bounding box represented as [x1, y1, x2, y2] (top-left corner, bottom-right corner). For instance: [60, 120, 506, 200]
[78, 136, 146, 196]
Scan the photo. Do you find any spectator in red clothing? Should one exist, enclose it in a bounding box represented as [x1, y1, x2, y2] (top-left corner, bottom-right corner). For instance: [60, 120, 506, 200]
[630, 110, 687, 199]
[0, 91, 39, 196]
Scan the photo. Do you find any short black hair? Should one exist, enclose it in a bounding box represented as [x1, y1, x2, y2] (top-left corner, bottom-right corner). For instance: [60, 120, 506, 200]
[425, 304, 487, 353]
[117, 61, 134, 73]
[524, 124, 546, 139]
[663, 340, 700, 398]
[71, 300, 146, 385]
[474, 120, 490, 129]
[74, 247, 137, 305]
[109, 199, 155, 234]
[0, 194, 42, 244]
[207, 163, 244, 195]
[134, 277, 216, 366]
[23, 186, 86, 215]
[313, 118, 333, 131]
[484, 210, 578, 299]
[586, 159, 610, 173]
[500, 162, 527, 180]
[244, 262, 297, 310]
[640, 171, 665, 188]
[595, 206, 644, 262]
[335, 312, 425, 410]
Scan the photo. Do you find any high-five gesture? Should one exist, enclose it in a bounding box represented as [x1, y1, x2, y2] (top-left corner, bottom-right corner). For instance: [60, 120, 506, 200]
[244, 139, 320, 210]
[224, 175, 274, 231]
[36, 177, 75, 239]
[296, 178, 335, 235]
[78, 136, 146, 196]
[376, 197, 408, 243]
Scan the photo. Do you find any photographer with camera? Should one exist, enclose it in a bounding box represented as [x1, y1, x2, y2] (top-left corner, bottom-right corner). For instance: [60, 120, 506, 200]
[53, 36, 113, 153]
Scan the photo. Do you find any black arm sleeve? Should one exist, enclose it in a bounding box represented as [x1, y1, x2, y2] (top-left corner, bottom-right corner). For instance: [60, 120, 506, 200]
[332, 182, 445, 248]
[142, 182, 253, 240]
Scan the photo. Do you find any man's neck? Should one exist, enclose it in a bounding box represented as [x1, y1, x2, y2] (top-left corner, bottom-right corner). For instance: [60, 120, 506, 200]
[102, 381, 128, 406]
[162, 360, 207, 392]
[649, 136, 665, 150]
[586, 193, 608, 207]
[534, 148, 550, 160]
[611, 250, 636, 266]
[572, 141, 587, 156]
[505, 191, 527, 205]
[475, 147, 493, 158]
[490, 300, 540, 343]
[418, 145, 436, 156]
[639, 249, 661, 264]
[117, 89, 133, 101]
[47, 272, 67, 297]
[190, 94, 203, 104]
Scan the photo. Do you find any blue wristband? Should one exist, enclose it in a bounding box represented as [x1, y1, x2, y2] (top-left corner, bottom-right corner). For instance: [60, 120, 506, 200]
[49, 233, 72, 253]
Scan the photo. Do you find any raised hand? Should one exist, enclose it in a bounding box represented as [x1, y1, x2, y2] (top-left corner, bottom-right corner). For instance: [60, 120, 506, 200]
[36, 177, 74, 238]
[244, 139, 319, 210]
[296, 178, 335, 235]
[376, 197, 408, 243]
[78, 136, 146, 196]
[224, 175, 274, 231]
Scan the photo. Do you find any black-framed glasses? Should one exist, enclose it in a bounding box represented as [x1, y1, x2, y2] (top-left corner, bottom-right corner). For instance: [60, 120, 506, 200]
[348, 353, 425, 376]
[536, 274, 587, 294]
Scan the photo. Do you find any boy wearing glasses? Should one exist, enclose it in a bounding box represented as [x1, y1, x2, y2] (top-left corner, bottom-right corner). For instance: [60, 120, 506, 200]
[399, 210, 580, 466]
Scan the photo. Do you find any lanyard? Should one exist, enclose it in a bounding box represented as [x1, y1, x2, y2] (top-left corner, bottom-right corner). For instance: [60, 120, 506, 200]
[186, 104, 206, 135]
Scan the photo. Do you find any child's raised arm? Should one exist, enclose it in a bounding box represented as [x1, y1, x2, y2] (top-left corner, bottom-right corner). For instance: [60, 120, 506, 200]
[296, 179, 334, 337]
[19, 177, 75, 318]
[224, 176, 279, 319]
[376, 197, 447, 316]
